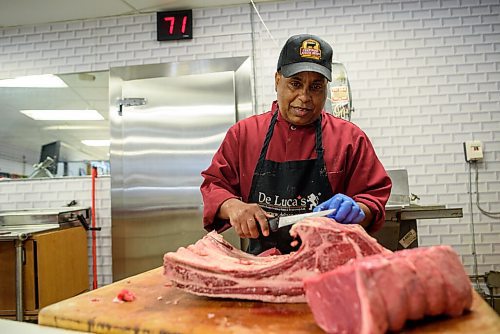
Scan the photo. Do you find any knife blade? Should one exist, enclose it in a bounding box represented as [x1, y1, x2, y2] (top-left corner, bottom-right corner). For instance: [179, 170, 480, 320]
[267, 208, 336, 232]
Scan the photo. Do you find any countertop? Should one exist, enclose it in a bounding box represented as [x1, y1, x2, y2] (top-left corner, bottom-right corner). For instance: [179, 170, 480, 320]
[38, 267, 500, 334]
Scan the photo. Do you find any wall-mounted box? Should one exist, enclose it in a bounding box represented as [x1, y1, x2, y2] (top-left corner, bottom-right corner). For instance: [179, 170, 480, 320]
[463, 140, 483, 162]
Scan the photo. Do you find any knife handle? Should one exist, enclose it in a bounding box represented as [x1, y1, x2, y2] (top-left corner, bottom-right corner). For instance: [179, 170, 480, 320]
[268, 217, 279, 233]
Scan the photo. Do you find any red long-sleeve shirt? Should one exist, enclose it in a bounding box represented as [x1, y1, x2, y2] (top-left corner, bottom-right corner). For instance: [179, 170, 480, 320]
[201, 102, 391, 233]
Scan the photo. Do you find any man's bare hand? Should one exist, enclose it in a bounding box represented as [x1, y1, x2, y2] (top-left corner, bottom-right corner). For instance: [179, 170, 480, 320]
[218, 198, 273, 238]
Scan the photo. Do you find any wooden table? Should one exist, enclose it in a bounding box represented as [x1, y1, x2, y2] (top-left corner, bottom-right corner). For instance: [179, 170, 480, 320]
[39, 267, 500, 334]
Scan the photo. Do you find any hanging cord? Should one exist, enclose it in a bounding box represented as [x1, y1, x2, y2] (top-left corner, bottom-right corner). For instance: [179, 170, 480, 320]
[249, 0, 279, 47]
[468, 161, 482, 293]
[473, 162, 500, 218]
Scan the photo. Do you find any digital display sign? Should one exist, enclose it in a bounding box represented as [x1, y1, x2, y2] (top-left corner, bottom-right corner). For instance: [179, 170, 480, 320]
[157, 10, 193, 41]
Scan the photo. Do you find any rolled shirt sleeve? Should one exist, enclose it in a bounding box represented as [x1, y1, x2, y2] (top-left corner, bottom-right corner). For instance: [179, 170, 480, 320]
[200, 126, 242, 233]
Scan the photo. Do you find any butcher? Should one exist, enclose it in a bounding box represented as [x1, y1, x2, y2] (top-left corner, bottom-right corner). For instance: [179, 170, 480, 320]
[200, 33, 392, 255]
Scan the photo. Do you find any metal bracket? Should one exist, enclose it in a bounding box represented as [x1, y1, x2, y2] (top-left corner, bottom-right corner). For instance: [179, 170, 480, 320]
[77, 214, 101, 231]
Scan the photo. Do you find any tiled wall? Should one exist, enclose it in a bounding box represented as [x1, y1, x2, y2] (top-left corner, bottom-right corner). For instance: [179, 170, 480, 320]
[1, 0, 499, 279]
[0, 177, 112, 287]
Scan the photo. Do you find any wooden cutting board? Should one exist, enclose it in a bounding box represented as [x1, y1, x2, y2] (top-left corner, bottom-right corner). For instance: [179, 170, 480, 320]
[39, 267, 500, 334]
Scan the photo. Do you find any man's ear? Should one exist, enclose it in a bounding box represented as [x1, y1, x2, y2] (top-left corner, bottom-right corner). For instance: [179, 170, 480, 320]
[274, 72, 280, 92]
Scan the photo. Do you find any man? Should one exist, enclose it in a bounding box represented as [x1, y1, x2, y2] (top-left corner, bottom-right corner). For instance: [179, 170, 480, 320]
[201, 34, 392, 254]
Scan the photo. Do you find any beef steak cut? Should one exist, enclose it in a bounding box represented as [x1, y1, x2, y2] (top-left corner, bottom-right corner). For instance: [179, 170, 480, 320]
[303, 245, 473, 334]
[163, 217, 390, 303]
[304, 261, 389, 334]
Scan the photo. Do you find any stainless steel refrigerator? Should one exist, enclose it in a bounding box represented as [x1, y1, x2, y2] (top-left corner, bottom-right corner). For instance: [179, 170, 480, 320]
[109, 57, 253, 280]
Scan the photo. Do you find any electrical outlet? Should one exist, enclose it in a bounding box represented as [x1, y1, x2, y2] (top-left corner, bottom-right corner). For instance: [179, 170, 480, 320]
[463, 140, 483, 162]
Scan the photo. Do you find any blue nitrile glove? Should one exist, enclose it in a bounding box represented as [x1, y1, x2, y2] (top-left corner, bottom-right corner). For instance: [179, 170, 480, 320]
[313, 193, 365, 224]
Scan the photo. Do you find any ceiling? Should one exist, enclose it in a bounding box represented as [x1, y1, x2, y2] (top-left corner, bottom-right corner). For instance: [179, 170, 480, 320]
[0, 0, 275, 172]
[0, 0, 275, 28]
[0, 71, 110, 163]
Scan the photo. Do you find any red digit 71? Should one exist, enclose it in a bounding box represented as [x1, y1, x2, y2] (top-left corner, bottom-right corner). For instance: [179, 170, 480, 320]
[163, 16, 188, 34]
[163, 17, 175, 34]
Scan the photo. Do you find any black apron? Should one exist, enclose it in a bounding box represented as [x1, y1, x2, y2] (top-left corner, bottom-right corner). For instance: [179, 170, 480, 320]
[247, 110, 334, 255]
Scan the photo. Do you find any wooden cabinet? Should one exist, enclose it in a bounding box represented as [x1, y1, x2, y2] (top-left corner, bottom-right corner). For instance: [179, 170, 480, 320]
[0, 226, 88, 320]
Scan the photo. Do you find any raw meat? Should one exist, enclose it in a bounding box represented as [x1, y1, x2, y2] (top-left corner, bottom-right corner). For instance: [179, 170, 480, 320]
[356, 256, 408, 330]
[424, 246, 473, 316]
[396, 248, 447, 316]
[113, 289, 136, 303]
[303, 245, 473, 334]
[304, 262, 389, 334]
[163, 217, 390, 303]
[386, 255, 427, 321]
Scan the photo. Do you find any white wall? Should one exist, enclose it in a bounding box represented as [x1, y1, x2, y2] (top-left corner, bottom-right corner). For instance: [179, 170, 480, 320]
[1, 0, 499, 278]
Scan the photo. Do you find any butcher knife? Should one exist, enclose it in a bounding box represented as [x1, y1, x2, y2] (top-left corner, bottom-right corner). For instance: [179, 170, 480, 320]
[267, 209, 336, 232]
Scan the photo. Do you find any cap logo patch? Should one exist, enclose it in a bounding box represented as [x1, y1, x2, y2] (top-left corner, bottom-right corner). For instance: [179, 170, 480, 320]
[299, 39, 321, 60]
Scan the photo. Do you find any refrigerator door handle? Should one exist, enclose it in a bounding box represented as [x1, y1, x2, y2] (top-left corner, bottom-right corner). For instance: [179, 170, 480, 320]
[116, 98, 147, 116]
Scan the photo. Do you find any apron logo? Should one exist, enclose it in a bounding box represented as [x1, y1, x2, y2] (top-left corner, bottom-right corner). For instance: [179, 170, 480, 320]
[258, 192, 321, 211]
[306, 193, 320, 210]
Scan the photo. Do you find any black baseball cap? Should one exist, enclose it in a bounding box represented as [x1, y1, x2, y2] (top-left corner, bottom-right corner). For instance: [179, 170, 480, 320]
[277, 34, 333, 81]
